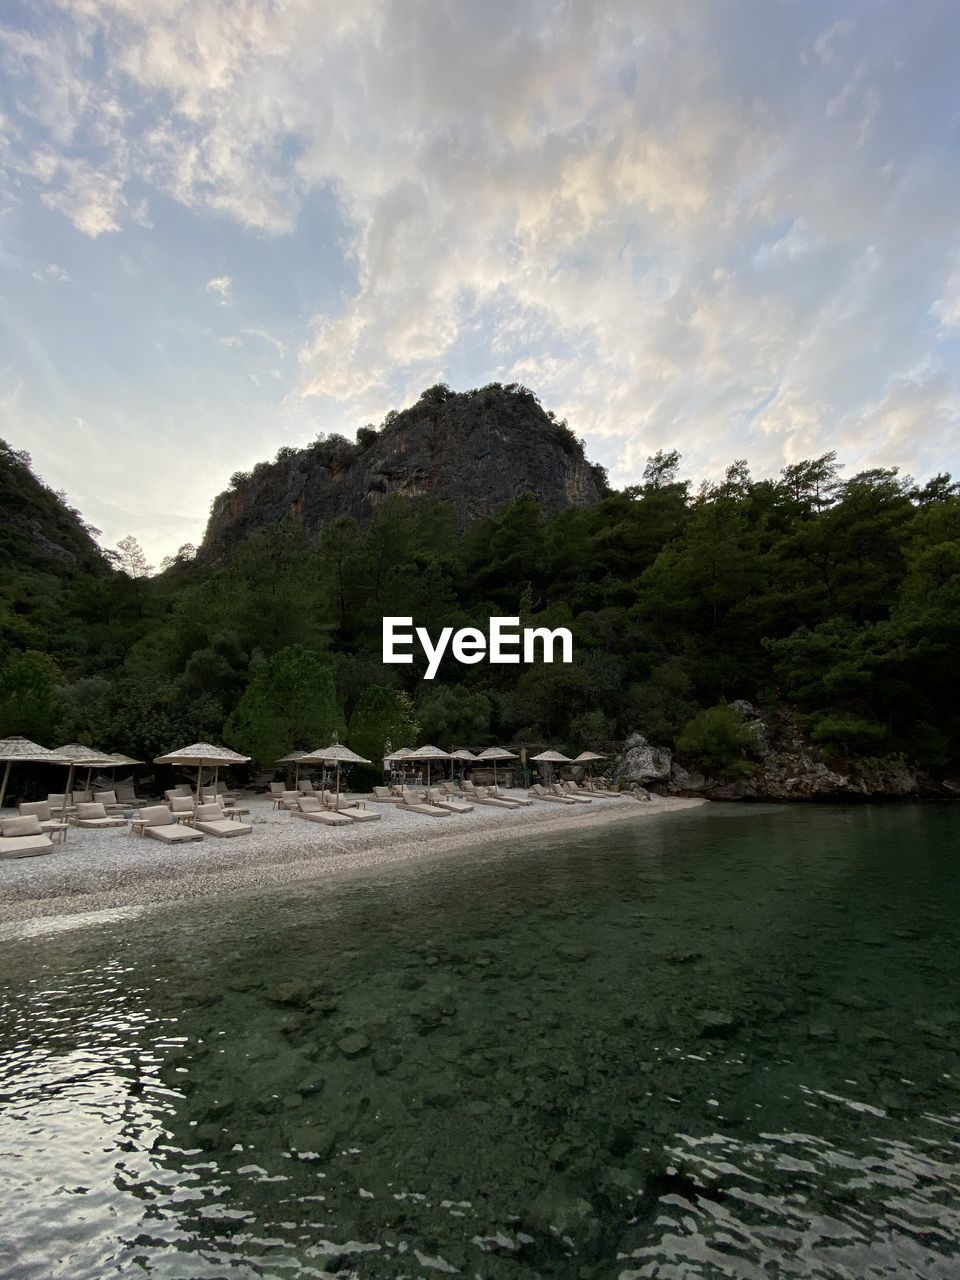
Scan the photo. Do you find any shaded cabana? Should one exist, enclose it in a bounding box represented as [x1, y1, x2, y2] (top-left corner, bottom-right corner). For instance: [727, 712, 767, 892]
[300, 740, 371, 811]
[477, 745, 518, 787]
[407, 744, 451, 789]
[0, 737, 64, 810]
[529, 749, 571, 785]
[154, 743, 250, 804]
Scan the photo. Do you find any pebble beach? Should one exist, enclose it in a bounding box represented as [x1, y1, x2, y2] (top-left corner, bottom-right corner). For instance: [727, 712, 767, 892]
[0, 791, 705, 932]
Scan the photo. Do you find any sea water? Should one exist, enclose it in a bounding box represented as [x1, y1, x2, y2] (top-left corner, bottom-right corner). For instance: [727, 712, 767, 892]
[0, 802, 958, 1278]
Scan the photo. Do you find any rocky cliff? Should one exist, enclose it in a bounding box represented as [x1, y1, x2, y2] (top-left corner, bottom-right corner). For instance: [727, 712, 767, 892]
[616, 706, 956, 802]
[199, 383, 608, 562]
[0, 439, 110, 576]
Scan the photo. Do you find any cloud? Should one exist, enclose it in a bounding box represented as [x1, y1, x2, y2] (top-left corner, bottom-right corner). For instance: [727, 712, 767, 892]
[205, 274, 233, 304]
[1, 0, 959, 508]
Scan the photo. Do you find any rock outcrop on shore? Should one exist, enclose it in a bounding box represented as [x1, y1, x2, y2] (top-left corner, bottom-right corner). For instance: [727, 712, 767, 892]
[615, 706, 955, 802]
[198, 384, 607, 562]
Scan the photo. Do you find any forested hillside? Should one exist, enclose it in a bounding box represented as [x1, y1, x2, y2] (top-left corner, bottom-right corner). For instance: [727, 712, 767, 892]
[2, 414, 958, 793]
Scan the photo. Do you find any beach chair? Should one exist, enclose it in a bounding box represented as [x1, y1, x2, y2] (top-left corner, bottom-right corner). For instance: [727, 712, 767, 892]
[563, 780, 606, 800]
[294, 795, 352, 826]
[488, 783, 533, 807]
[47, 793, 68, 816]
[552, 783, 591, 804]
[277, 789, 302, 810]
[168, 795, 196, 819]
[94, 790, 127, 813]
[397, 787, 451, 817]
[462, 780, 520, 809]
[426, 787, 473, 814]
[139, 805, 203, 844]
[318, 790, 380, 821]
[73, 789, 93, 804]
[269, 781, 284, 795]
[370, 785, 402, 803]
[0, 814, 54, 858]
[297, 780, 317, 795]
[73, 802, 127, 828]
[19, 800, 66, 833]
[528, 783, 577, 805]
[116, 784, 147, 807]
[191, 802, 252, 837]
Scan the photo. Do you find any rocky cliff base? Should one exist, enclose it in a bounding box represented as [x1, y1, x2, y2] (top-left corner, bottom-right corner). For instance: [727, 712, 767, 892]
[615, 706, 956, 802]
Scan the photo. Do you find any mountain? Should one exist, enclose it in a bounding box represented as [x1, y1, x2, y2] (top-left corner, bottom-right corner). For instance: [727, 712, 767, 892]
[198, 383, 608, 562]
[0, 440, 111, 576]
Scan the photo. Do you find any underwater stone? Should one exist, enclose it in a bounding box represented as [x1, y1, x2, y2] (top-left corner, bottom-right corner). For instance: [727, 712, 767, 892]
[696, 1010, 740, 1038]
[337, 1032, 371, 1058]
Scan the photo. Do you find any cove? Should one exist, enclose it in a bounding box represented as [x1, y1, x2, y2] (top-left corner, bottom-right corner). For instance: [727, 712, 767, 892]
[0, 801, 958, 1278]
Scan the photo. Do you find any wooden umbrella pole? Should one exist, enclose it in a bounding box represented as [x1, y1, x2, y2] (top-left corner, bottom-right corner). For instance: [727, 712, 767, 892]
[0, 759, 11, 811]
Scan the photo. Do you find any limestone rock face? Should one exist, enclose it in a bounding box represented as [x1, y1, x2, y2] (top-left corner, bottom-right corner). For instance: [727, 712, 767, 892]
[198, 384, 607, 562]
[617, 733, 672, 783]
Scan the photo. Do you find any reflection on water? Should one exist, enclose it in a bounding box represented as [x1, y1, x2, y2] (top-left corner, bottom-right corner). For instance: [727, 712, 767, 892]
[0, 803, 958, 1278]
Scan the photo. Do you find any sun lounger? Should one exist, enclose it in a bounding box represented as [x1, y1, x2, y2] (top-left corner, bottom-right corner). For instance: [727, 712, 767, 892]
[294, 796, 352, 826]
[370, 786, 403, 802]
[168, 795, 196, 818]
[552, 783, 591, 804]
[488, 784, 533, 807]
[139, 805, 203, 843]
[426, 787, 473, 814]
[94, 790, 127, 812]
[73, 789, 93, 804]
[297, 780, 317, 794]
[191, 802, 252, 837]
[277, 789, 302, 810]
[73, 801, 127, 828]
[397, 787, 451, 817]
[528, 783, 577, 805]
[269, 781, 284, 795]
[19, 800, 66, 833]
[0, 813, 54, 858]
[563, 780, 607, 799]
[0, 814, 56, 857]
[47, 793, 68, 815]
[115, 784, 147, 807]
[462, 781, 520, 809]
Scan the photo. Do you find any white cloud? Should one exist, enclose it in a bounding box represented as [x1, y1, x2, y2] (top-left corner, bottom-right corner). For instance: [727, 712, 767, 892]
[205, 274, 233, 304]
[1, 0, 958, 524]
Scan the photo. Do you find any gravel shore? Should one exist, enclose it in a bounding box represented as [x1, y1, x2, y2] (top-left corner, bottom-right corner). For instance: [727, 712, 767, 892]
[0, 791, 706, 930]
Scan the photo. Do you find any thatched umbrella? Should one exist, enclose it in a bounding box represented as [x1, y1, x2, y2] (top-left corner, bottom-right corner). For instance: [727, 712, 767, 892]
[154, 743, 250, 804]
[572, 750, 606, 784]
[384, 746, 413, 782]
[0, 737, 64, 810]
[477, 745, 518, 787]
[53, 743, 117, 810]
[448, 748, 477, 783]
[530, 749, 571, 785]
[407, 745, 450, 789]
[103, 752, 142, 787]
[276, 749, 309, 786]
[301, 740, 371, 810]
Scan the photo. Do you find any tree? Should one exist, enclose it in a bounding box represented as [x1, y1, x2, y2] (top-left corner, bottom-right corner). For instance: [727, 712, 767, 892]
[0, 650, 61, 739]
[676, 703, 755, 773]
[348, 686, 420, 764]
[416, 684, 493, 746]
[224, 646, 343, 768]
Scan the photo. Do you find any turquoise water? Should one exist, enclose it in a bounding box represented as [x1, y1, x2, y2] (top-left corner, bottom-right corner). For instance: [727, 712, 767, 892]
[0, 803, 958, 1278]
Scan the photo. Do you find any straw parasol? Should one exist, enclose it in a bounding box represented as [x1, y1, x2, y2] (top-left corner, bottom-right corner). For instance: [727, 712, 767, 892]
[530, 749, 571, 784]
[154, 743, 251, 803]
[407, 744, 450, 789]
[104, 752, 142, 786]
[572, 750, 606, 783]
[0, 736, 64, 810]
[276, 749, 309, 785]
[53, 743, 117, 810]
[477, 745, 518, 787]
[301, 740, 371, 810]
[448, 748, 477, 783]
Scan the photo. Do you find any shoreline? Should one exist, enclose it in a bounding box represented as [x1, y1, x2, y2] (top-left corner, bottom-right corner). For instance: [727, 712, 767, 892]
[0, 792, 707, 932]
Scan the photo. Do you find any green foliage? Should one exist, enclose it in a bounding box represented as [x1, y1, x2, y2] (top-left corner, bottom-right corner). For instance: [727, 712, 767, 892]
[676, 703, 755, 773]
[0, 650, 61, 739]
[224, 646, 343, 768]
[348, 686, 420, 764]
[1, 441, 959, 777]
[416, 684, 493, 746]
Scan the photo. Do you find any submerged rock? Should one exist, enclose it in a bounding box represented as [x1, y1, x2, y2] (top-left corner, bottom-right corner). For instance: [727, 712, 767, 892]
[337, 1032, 371, 1058]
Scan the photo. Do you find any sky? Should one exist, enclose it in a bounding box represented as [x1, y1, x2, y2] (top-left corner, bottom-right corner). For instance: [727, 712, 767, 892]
[1, 1, 959, 566]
